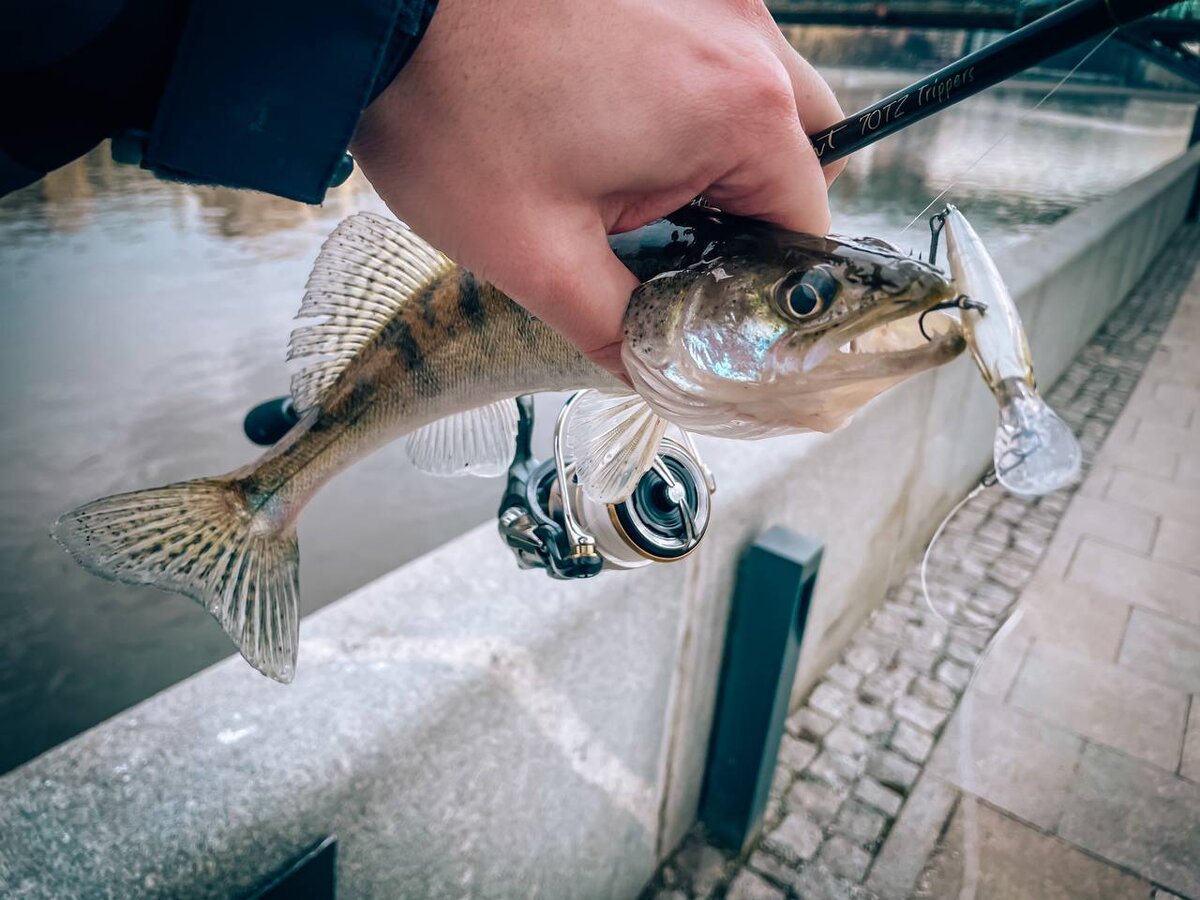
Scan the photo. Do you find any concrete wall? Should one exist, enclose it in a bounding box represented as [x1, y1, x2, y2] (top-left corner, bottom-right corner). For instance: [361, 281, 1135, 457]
[1, 146, 1196, 900]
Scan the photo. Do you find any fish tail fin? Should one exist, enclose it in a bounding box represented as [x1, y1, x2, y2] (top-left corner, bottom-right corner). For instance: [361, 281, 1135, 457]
[52, 477, 301, 683]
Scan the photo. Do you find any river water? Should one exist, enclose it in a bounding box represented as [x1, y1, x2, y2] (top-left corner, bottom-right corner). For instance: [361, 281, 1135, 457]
[0, 78, 1190, 773]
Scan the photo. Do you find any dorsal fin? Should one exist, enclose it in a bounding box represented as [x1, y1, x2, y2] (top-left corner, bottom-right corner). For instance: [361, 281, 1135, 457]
[288, 212, 454, 412]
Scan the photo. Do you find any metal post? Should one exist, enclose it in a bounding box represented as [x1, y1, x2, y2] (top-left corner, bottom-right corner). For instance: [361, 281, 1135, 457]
[1189, 104, 1200, 222]
[699, 527, 822, 852]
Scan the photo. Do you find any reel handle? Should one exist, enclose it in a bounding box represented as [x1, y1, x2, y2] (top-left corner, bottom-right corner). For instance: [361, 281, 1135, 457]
[244, 396, 299, 446]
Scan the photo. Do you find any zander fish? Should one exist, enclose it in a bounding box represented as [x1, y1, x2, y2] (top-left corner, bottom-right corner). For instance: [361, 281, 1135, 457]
[941, 204, 1081, 495]
[53, 207, 965, 681]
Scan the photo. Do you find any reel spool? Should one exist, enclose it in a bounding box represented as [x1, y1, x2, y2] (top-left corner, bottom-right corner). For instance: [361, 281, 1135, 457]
[497, 393, 714, 579]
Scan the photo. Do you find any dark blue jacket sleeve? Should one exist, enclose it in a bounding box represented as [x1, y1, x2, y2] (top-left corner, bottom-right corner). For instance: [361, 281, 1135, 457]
[1, 0, 437, 203]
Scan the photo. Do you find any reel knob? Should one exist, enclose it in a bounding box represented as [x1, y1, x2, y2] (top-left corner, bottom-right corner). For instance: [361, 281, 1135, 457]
[244, 396, 299, 446]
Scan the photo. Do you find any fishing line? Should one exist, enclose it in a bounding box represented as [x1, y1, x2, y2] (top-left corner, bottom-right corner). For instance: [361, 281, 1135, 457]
[899, 28, 1118, 237]
[919, 471, 995, 630]
[919, 475, 1029, 900]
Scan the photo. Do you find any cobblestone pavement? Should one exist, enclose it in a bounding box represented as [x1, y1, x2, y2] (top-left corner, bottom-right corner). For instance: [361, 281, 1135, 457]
[643, 226, 1200, 900]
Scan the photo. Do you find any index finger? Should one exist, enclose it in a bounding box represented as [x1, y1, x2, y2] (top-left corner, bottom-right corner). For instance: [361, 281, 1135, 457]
[774, 41, 847, 186]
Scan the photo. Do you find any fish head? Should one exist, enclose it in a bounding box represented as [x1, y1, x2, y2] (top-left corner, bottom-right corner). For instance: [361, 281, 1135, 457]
[622, 227, 966, 436]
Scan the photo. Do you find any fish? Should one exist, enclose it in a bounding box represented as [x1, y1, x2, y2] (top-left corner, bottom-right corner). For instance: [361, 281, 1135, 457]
[52, 206, 965, 682]
[940, 204, 1081, 495]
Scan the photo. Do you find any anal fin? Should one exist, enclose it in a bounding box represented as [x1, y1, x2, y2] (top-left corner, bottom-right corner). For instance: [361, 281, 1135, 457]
[405, 399, 519, 477]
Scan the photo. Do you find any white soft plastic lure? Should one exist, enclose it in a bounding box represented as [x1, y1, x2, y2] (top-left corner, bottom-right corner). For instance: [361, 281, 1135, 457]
[941, 205, 1081, 495]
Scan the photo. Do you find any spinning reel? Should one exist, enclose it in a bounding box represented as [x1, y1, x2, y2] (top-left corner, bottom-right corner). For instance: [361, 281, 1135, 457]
[240, 391, 715, 580]
[497, 394, 715, 580]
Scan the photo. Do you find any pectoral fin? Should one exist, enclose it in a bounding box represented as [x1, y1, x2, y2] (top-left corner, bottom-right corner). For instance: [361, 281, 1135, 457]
[565, 390, 669, 503]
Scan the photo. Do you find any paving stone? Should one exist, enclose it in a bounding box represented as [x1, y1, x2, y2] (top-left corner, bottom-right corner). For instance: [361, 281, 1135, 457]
[897, 645, 941, 675]
[1177, 451, 1200, 487]
[866, 774, 959, 900]
[975, 519, 1011, 546]
[824, 723, 870, 759]
[1059, 742, 1200, 898]
[969, 582, 1016, 615]
[861, 666, 916, 706]
[943, 639, 981, 666]
[956, 605, 998, 629]
[788, 707, 834, 742]
[1055, 494, 1160, 555]
[893, 695, 949, 733]
[1153, 518, 1200, 573]
[1020, 574, 1130, 662]
[988, 556, 1036, 590]
[785, 778, 846, 825]
[929, 693, 1082, 831]
[1152, 890, 1187, 900]
[777, 735, 819, 775]
[969, 625, 1032, 699]
[910, 675, 957, 710]
[869, 608, 908, 640]
[889, 721, 934, 764]
[749, 856, 869, 900]
[883, 600, 923, 623]
[1118, 607, 1200, 693]
[935, 659, 971, 691]
[673, 839, 729, 897]
[853, 776, 903, 818]
[762, 812, 824, 866]
[1069, 538, 1200, 626]
[903, 622, 947, 655]
[746, 851, 797, 891]
[725, 869, 785, 900]
[845, 643, 884, 676]
[1108, 469, 1200, 526]
[825, 663, 863, 693]
[916, 798, 1150, 900]
[1010, 643, 1188, 770]
[868, 750, 920, 793]
[847, 703, 891, 738]
[818, 835, 872, 883]
[807, 750, 865, 788]
[809, 682, 855, 721]
[1183, 703, 1200, 783]
[833, 801, 887, 849]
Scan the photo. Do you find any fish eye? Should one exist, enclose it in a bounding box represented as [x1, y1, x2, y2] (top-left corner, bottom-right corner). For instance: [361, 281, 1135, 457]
[779, 266, 840, 320]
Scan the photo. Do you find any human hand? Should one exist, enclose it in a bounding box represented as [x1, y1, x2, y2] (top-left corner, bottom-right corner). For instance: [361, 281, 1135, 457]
[351, 0, 845, 376]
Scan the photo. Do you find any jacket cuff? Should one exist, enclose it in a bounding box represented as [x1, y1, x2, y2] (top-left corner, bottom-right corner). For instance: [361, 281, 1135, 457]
[142, 0, 435, 204]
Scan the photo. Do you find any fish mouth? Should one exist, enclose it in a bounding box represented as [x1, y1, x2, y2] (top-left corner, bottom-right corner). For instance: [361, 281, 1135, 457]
[798, 291, 966, 379]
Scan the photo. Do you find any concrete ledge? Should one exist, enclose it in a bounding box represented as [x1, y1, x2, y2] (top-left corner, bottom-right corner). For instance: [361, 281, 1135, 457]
[1, 145, 1197, 899]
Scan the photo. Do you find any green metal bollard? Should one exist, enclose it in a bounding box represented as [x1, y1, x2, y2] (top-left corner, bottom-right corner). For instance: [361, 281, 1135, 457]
[698, 526, 822, 852]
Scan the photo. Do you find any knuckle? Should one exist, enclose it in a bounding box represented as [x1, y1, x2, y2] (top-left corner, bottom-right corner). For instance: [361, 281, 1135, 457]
[733, 57, 796, 117]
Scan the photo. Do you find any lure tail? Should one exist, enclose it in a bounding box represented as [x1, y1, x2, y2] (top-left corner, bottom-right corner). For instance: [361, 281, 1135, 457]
[52, 477, 300, 682]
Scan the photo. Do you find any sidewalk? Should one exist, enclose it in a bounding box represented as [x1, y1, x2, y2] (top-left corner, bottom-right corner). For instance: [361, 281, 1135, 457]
[646, 225, 1200, 900]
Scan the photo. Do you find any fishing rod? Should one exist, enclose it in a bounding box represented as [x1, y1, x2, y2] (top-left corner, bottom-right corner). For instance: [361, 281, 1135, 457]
[809, 0, 1186, 165]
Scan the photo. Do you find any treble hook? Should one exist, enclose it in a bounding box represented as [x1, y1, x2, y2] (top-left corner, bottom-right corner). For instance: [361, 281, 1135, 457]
[928, 210, 948, 266]
[918, 294, 988, 342]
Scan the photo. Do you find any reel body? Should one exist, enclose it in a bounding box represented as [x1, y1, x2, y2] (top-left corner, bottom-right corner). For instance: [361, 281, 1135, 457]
[240, 391, 714, 580]
[498, 394, 714, 579]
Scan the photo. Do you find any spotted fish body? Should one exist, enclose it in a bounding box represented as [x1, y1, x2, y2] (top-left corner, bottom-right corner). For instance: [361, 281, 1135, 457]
[54, 208, 963, 682]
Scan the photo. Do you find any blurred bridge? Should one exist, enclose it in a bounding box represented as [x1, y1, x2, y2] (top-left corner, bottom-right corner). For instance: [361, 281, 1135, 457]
[766, 0, 1200, 84]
